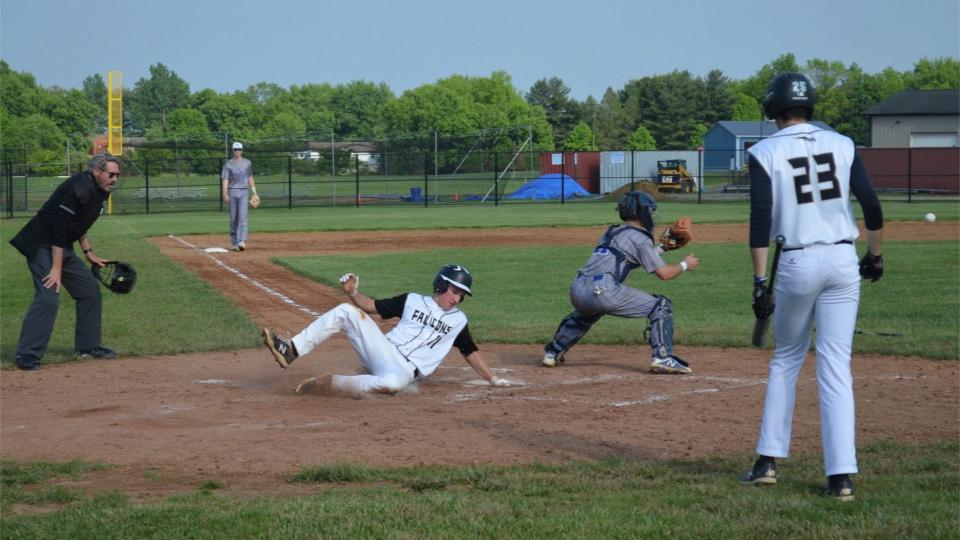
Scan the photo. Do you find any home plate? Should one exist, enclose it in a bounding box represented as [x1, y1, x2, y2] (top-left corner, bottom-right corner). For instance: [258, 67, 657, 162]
[464, 378, 527, 387]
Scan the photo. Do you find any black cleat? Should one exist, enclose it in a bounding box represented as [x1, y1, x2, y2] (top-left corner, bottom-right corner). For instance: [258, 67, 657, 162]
[16, 356, 42, 370]
[75, 346, 118, 360]
[262, 328, 298, 368]
[740, 458, 777, 485]
[825, 474, 855, 501]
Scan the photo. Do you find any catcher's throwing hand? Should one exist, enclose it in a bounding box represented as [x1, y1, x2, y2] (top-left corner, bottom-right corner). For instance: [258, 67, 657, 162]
[339, 272, 359, 296]
[681, 253, 700, 272]
[659, 216, 693, 250]
[249, 193, 260, 208]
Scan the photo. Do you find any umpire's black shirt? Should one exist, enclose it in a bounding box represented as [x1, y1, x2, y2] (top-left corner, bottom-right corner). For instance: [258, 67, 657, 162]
[10, 171, 109, 258]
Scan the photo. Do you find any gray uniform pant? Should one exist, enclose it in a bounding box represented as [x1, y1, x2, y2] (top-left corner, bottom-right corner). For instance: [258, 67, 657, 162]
[17, 246, 102, 361]
[545, 274, 674, 359]
[228, 189, 249, 247]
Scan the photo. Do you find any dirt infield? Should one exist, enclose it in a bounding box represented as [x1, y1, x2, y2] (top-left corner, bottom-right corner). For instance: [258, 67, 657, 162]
[1, 221, 956, 499]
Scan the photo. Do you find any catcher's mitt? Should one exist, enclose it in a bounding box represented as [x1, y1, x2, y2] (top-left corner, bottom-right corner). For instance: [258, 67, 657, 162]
[249, 193, 260, 208]
[659, 216, 693, 250]
[92, 261, 137, 294]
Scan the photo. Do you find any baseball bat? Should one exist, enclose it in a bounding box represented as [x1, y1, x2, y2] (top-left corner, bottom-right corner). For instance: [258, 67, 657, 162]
[752, 235, 785, 347]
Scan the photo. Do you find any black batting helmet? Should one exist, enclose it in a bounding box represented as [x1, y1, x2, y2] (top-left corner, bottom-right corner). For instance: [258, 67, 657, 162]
[433, 264, 473, 296]
[762, 72, 816, 120]
[617, 191, 657, 230]
[92, 261, 137, 294]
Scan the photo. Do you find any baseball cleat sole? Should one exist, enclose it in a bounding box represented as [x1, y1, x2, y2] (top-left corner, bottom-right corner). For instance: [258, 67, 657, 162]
[295, 377, 318, 394]
[739, 475, 777, 486]
[261, 328, 289, 369]
[648, 365, 692, 375]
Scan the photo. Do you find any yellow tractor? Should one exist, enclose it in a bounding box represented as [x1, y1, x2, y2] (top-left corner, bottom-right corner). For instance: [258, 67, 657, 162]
[656, 159, 696, 193]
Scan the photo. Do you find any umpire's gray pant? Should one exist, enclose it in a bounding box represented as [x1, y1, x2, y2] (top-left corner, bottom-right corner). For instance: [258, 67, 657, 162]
[17, 246, 102, 361]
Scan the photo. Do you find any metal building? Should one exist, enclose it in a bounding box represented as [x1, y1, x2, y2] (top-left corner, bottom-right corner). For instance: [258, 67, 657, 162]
[599, 150, 701, 194]
[538, 151, 601, 193]
[865, 90, 960, 148]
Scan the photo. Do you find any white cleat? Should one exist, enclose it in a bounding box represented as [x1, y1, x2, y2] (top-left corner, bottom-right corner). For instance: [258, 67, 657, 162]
[649, 355, 692, 375]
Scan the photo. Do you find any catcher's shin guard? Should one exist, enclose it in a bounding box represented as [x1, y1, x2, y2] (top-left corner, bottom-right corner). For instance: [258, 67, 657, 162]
[647, 295, 674, 358]
[546, 311, 602, 360]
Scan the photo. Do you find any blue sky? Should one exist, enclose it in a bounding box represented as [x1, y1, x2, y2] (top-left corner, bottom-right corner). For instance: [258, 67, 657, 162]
[2, 0, 957, 100]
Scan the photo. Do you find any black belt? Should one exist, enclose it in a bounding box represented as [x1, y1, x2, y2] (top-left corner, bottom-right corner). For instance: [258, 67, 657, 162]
[405, 358, 422, 378]
[784, 240, 852, 252]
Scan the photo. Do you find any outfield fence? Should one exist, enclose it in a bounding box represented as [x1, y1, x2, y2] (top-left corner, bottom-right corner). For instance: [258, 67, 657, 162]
[2, 147, 957, 218]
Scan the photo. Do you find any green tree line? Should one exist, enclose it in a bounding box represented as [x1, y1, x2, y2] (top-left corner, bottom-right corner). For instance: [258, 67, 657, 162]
[1, 54, 957, 168]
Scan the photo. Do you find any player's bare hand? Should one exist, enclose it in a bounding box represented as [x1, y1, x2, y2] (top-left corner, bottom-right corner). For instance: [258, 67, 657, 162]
[683, 253, 700, 271]
[339, 272, 359, 296]
[490, 376, 522, 387]
[86, 253, 109, 267]
[42, 268, 62, 292]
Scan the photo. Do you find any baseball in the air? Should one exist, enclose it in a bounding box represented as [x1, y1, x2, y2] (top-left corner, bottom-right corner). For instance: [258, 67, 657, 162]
[925, 212, 937, 223]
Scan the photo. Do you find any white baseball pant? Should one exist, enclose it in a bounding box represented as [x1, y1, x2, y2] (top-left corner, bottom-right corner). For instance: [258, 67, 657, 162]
[290, 303, 417, 395]
[756, 242, 861, 476]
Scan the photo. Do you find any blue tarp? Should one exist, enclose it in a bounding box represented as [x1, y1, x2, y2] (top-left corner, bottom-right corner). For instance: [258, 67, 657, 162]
[505, 173, 591, 200]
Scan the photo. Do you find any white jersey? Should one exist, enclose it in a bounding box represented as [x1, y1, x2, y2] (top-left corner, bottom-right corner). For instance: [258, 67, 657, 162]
[748, 123, 860, 249]
[382, 293, 470, 377]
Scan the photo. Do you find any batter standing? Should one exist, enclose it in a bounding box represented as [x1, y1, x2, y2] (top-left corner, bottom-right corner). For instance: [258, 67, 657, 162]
[740, 73, 884, 501]
[542, 192, 700, 374]
[221, 141, 257, 251]
[261, 264, 511, 395]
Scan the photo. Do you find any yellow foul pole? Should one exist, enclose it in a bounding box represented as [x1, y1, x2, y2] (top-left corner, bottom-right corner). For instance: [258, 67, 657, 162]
[107, 71, 123, 214]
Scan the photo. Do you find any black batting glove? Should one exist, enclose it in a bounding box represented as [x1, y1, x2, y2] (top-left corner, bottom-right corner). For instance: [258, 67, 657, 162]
[859, 253, 884, 282]
[752, 276, 773, 319]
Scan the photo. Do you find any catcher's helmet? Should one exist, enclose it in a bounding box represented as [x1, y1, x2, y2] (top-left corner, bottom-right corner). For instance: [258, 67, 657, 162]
[762, 72, 816, 120]
[433, 264, 473, 296]
[617, 191, 657, 230]
[92, 261, 137, 294]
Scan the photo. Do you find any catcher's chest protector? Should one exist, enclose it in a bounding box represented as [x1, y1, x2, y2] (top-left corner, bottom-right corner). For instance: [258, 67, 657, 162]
[592, 225, 651, 283]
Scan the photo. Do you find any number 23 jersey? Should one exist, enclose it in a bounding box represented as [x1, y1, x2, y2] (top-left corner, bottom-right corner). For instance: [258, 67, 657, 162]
[374, 293, 478, 376]
[748, 123, 860, 248]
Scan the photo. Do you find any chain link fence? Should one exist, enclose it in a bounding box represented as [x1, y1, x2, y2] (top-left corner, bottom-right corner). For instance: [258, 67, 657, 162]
[3, 147, 957, 218]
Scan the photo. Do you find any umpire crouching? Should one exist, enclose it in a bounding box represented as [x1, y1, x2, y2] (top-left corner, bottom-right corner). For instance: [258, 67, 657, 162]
[9, 152, 123, 370]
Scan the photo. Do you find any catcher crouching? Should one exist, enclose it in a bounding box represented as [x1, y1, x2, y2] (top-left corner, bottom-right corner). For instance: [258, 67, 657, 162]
[542, 192, 699, 373]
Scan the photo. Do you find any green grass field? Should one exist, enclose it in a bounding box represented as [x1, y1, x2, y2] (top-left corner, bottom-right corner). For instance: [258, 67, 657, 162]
[2, 440, 957, 538]
[1, 202, 957, 535]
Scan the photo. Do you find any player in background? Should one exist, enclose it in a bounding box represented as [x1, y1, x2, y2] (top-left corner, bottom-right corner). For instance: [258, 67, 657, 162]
[740, 73, 884, 501]
[542, 192, 700, 374]
[221, 141, 257, 251]
[261, 264, 512, 395]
